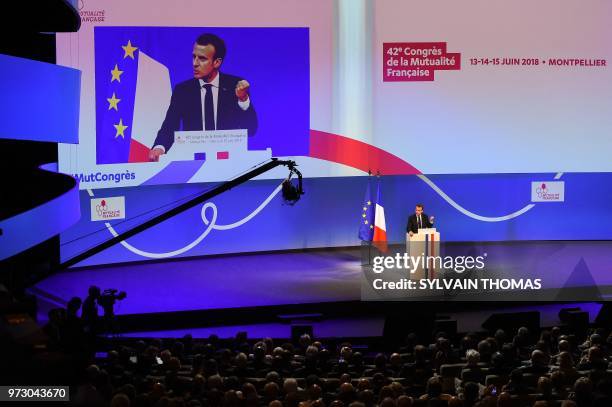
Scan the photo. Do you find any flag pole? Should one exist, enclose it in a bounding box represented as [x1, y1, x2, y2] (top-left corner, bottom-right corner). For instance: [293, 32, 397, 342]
[367, 169, 372, 265]
[374, 170, 378, 263]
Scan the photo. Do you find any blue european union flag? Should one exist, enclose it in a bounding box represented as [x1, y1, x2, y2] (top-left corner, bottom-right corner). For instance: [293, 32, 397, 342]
[95, 28, 140, 164]
[358, 179, 375, 241]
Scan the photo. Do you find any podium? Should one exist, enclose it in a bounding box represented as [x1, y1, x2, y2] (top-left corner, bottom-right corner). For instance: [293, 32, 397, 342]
[406, 228, 440, 280]
[157, 129, 272, 183]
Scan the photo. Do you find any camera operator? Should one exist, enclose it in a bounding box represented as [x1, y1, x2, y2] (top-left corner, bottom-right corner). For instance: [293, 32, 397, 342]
[81, 285, 101, 334]
[98, 289, 127, 334]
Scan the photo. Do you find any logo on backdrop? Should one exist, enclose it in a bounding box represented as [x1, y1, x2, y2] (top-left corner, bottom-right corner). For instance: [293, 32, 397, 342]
[531, 181, 564, 202]
[79, 1, 106, 23]
[383, 42, 461, 82]
[91, 197, 126, 221]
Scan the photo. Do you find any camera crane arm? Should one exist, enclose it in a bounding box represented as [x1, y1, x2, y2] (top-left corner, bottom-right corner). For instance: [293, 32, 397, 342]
[59, 158, 298, 270]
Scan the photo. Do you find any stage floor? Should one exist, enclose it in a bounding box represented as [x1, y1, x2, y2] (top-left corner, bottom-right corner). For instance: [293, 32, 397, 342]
[33, 240, 612, 316]
[32, 243, 610, 338]
[34, 248, 363, 315]
[31, 246, 605, 338]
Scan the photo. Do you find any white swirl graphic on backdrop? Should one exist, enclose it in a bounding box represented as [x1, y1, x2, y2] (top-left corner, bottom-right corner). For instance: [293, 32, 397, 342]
[88, 172, 564, 258]
[417, 172, 564, 222]
[87, 181, 284, 259]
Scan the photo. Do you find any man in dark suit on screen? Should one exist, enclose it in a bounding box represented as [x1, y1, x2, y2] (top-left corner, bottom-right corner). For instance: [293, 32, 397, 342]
[407, 204, 435, 237]
[149, 33, 258, 161]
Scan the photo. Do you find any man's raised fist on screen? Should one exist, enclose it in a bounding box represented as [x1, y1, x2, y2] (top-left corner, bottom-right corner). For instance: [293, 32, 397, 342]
[235, 80, 250, 102]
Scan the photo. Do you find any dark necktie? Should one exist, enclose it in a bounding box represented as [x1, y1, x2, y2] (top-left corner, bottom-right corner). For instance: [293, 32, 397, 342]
[203, 83, 215, 130]
[418, 216, 422, 229]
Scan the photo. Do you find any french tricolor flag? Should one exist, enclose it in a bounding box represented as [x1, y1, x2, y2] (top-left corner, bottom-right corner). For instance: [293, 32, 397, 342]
[128, 51, 172, 162]
[372, 180, 388, 252]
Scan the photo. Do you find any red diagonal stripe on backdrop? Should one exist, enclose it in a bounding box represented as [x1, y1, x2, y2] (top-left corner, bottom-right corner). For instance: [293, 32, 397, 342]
[309, 130, 422, 175]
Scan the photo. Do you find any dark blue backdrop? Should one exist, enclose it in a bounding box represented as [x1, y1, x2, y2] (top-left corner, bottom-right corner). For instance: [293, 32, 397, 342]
[60, 172, 612, 266]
